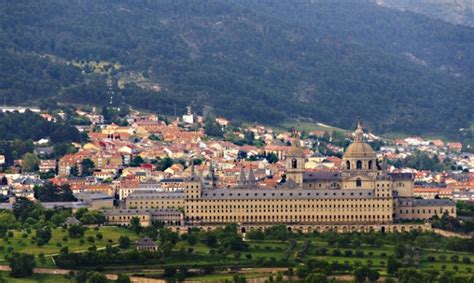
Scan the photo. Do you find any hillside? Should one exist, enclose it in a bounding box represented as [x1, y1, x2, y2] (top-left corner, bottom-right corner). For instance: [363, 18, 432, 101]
[1, 0, 473, 138]
[374, 0, 474, 27]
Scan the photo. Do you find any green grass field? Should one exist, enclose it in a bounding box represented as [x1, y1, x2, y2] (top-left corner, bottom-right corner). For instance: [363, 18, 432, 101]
[1, 226, 472, 282]
[0, 272, 73, 283]
[105, 236, 473, 280]
[0, 226, 137, 267]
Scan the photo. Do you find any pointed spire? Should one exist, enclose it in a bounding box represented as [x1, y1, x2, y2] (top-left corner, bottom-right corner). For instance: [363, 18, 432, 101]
[354, 118, 364, 142]
[190, 158, 195, 178]
[247, 166, 256, 185]
[357, 117, 362, 129]
[208, 160, 213, 178]
[239, 164, 247, 185]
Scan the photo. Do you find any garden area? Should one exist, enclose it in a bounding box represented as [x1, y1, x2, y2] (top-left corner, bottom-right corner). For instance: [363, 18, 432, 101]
[0, 197, 473, 282]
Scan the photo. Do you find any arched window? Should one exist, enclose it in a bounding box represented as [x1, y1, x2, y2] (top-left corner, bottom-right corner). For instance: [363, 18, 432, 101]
[292, 158, 297, 169]
[346, 160, 351, 170]
[368, 160, 373, 170]
[356, 178, 362, 187]
[356, 160, 362, 170]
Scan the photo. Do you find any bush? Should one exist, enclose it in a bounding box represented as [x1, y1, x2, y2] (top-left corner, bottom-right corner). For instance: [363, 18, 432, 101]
[426, 256, 436, 262]
[317, 248, 327, 256]
[118, 236, 130, 249]
[96, 233, 103, 240]
[355, 249, 364, 257]
[332, 249, 341, 256]
[450, 255, 459, 263]
[245, 253, 252, 259]
[246, 229, 265, 240]
[7, 253, 36, 278]
[68, 225, 85, 238]
[462, 256, 471, 264]
[163, 267, 176, 277]
[86, 236, 95, 243]
[344, 250, 353, 257]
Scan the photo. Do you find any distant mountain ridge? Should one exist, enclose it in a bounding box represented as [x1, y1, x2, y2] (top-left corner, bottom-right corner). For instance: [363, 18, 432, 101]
[1, 0, 473, 139]
[374, 0, 474, 27]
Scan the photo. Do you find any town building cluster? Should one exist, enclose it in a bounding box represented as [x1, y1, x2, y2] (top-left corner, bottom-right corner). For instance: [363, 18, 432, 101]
[1, 106, 472, 232]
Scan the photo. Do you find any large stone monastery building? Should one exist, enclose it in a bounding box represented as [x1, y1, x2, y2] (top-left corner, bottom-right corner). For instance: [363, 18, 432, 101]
[106, 121, 456, 232]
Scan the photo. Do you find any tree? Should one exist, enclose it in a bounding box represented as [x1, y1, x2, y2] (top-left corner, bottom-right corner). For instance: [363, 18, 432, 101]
[116, 274, 131, 283]
[80, 158, 95, 176]
[354, 266, 369, 283]
[119, 235, 131, 249]
[68, 224, 85, 238]
[387, 257, 401, 275]
[160, 241, 173, 257]
[367, 269, 380, 282]
[87, 271, 107, 283]
[187, 233, 198, 246]
[264, 225, 292, 241]
[130, 156, 144, 167]
[21, 153, 40, 172]
[157, 157, 174, 171]
[246, 229, 265, 240]
[130, 217, 141, 233]
[163, 267, 176, 277]
[0, 176, 7, 185]
[7, 253, 36, 278]
[266, 152, 278, 164]
[12, 197, 44, 222]
[34, 182, 76, 202]
[35, 226, 52, 246]
[394, 244, 406, 258]
[204, 117, 223, 138]
[79, 211, 106, 225]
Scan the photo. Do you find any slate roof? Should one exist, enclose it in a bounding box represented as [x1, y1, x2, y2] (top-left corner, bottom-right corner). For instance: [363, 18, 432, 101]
[137, 236, 158, 248]
[201, 188, 374, 200]
[303, 172, 341, 181]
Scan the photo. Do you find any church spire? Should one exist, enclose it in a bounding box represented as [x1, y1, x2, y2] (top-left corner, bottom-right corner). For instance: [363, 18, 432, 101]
[239, 164, 247, 186]
[247, 166, 256, 185]
[190, 158, 195, 178]
[354, 118, 365, 142]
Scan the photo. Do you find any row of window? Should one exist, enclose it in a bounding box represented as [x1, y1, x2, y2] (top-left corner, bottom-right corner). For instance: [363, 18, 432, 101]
[399, 208, 454, 214]
[188, 203, 390, 210]
[202, 191, 372, 197]
[188, 213, 391, 222]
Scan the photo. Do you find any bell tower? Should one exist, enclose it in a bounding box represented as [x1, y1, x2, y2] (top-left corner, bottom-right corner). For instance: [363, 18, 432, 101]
[286, 138, 305, 188]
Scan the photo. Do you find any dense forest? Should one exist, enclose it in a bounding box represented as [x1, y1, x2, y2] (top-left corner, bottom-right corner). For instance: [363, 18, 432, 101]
[1, 0, 473, 138]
